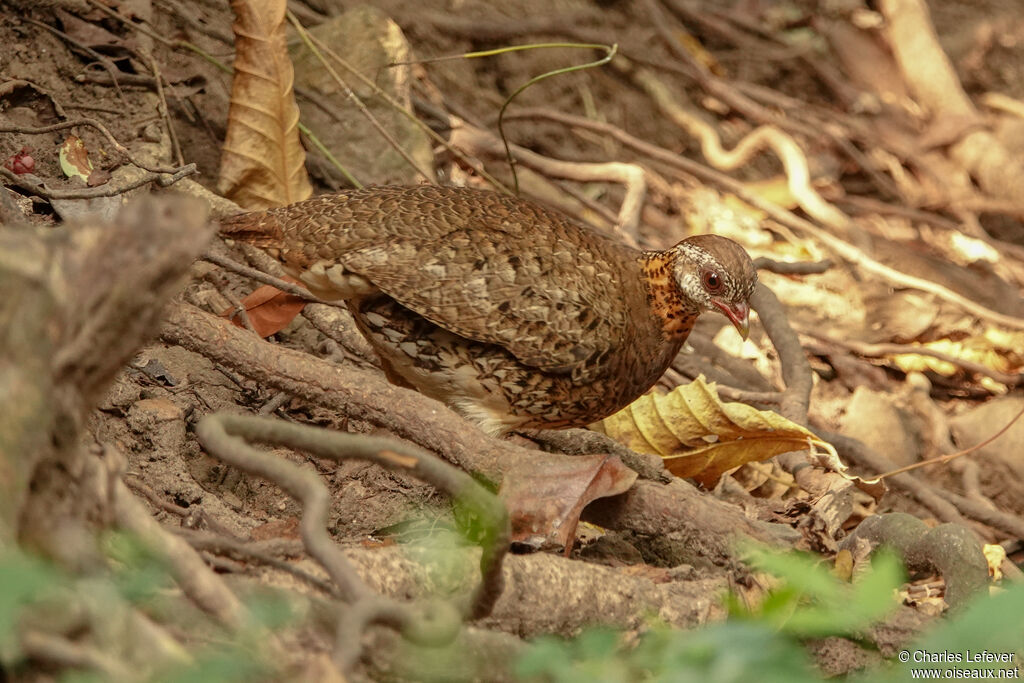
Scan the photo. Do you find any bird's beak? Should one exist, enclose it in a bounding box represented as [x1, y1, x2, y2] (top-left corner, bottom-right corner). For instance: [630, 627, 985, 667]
[711, 299, 750, 340]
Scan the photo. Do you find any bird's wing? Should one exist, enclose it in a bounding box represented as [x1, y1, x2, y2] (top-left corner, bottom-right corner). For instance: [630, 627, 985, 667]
[220, 185, 647, 380]
[342, 228, 641, 379]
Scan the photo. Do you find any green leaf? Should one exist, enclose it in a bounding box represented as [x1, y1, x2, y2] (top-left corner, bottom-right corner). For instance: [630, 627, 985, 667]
[0, 551, 62, 653]
[747, 547, 839, 601]
[738, 546, 902, 638]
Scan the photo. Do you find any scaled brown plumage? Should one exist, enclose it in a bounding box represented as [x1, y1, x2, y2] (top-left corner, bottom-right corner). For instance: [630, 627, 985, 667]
[220, 185, 757, 435]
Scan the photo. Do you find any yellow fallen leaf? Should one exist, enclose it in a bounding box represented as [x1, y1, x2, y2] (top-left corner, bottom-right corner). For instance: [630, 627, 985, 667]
[983, 543, 1006, 581]
[594, 376, 835, 486]
[888, 334, 1021, 388]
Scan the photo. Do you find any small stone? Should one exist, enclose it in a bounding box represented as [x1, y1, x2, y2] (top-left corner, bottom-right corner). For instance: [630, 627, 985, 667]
[99, 372, 142, 413]
[129, 397, 184, 423]
[839, 387, 920, 467]
[950, 397, 1024, 480]
[126, 398, 186, 461]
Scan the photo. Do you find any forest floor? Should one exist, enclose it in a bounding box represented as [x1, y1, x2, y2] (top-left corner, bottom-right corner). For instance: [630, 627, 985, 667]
[2, 0, 1024, 680]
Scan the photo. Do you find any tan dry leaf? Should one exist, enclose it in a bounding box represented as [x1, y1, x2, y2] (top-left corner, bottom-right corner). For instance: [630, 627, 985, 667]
[595, 376, 833, 487]
[219, 0, 312, 209]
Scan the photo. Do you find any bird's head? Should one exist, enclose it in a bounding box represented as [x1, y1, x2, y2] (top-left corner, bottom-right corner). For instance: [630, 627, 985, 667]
[672, 234, 757, 339]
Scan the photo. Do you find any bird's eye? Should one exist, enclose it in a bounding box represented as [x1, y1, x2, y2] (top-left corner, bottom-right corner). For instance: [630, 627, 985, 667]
[702, 270, 723, 292]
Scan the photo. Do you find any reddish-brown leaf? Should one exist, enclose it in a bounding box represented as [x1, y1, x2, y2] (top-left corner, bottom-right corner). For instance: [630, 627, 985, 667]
[499, 454, 637, 553]
[249, 516, 300, 541]
[4, 146, 34, 175]
[222, 281, 307, 337]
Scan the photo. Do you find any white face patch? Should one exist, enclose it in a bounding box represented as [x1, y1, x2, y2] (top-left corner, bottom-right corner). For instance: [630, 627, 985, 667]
[672, 240, 755, 308]
[674, 244, 726, 310]
[679, 271, 711, 310]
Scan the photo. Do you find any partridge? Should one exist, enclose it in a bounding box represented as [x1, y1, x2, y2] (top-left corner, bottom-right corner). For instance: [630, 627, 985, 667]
[220, 185, 757, 436]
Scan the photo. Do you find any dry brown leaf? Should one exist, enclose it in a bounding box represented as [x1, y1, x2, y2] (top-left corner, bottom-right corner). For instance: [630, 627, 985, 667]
[59, 134, 93, 182]
[249, 516, 300, 541]
[594, 376, 834, 487]
[222, 280, 307, 337]
[219, 0, 312, 209]
[55, 8, 125, 49]
[806, 448, 886, 500]
[87, 168, 111, 187]
[499, 454, 637, 553]
[833, 548, 854, 582]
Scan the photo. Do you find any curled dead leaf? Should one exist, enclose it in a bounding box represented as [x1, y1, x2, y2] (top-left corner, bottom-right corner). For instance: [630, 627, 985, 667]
[499, 454, 636, 553]
[983, 543, 1006, 581]
[595, 376, 857, 489]
[806, 447, 886, 500]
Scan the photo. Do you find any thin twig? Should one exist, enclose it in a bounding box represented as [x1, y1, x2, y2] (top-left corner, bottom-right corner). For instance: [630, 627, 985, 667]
[815, 427, 974, 528]
[176, 527, 337, 596]
[287, 11, 433, 184]
[876, 401, 1024, 479]
[23, 17, 127, 103]
[202, 251, 328, 303]
[84, 0, 175, 49]
[84, 0, 232, 73]
[0, 164, 196, 200]
[142, 50, 185, 167]
[450, 120, 647, 240]
[0, 118, 185, 174]
[753, 257, 833, 275]
[114, 480, 246, 628]
[258, 391, 292, 415]
[289, 20, 509, 194]
[155, 0, 234, 45]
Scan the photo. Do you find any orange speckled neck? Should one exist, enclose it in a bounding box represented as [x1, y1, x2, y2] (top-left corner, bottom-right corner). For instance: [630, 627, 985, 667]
[639, 250, 698, 341]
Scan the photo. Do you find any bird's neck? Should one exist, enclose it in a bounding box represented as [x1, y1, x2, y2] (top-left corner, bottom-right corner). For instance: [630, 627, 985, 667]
[639, 249, 699, 341]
